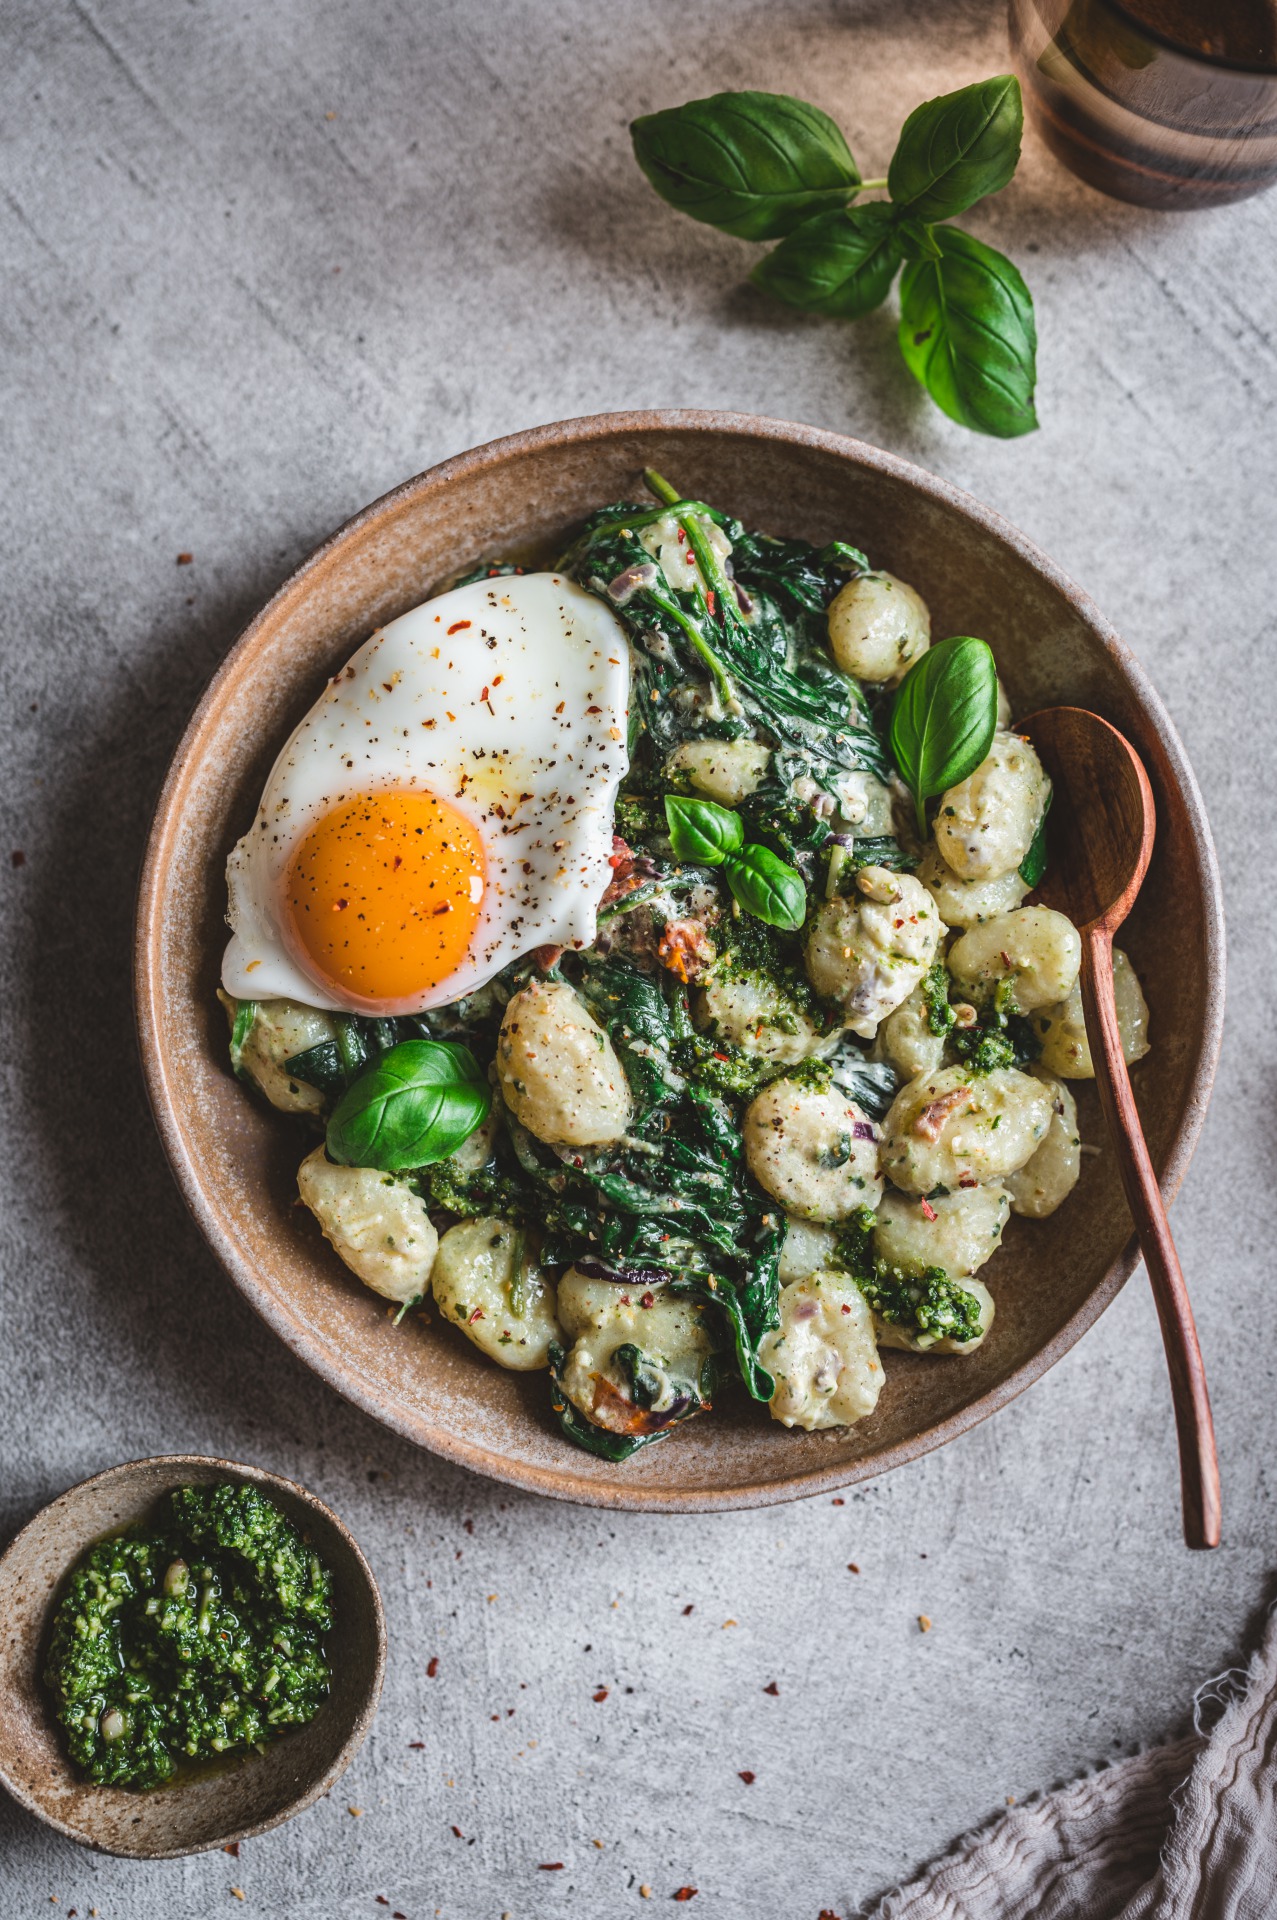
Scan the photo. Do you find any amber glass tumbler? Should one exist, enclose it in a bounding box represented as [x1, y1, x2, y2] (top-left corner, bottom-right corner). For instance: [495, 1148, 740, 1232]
[1009, 0, 1277, 207]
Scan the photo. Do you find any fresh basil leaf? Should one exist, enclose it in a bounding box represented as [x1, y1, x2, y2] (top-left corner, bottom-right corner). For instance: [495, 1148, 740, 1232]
[723, 844, 807, 931]
[887, 75, 1023, 224]
[326, 1040, 491, 1172]
[827, 1047, 901, 1120]
[664, 794, 745, 865]
[751, 203, 903, 318]
[1019, 788, 1052, 887]
[898, 225, 1038, 439]
[631, 91, 860, 241]
[889, 635, 999, 837]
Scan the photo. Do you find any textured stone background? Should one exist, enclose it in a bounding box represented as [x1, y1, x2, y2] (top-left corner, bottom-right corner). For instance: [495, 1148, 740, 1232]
[2, 1, 1274, 1915]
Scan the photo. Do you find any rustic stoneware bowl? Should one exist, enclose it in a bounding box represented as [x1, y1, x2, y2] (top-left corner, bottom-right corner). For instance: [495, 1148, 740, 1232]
[0, 1456, 385, 1857]
[135, 410, 1224, 1512]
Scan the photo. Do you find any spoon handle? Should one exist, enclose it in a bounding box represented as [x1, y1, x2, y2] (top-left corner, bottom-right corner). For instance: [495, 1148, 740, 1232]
[1081, 928, 1221, 1549]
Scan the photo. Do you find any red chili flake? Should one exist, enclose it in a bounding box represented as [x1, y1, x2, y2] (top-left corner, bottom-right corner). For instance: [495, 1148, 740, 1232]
[383, 681, 395, 693]
[847, 1563, 860, 1574]
[468, 1307, 485, 1324]
[392, 855, 402, 870]
[677, 527, 686, 543]
[538, 1863, 565, 1871]
[592, 1687, 609, 1702]
[819, 1910, 842, 1919]
[640, 1291, 655, 1309]
[738, 1770, 755, 1785]
[831, 1497, 844, 1506]
[11, 850, 25, 868]
[706, 590, 716, 617]
[763, 1681, 779, 1696]
[555, 700, 565, 714]
[840, 1304, 851, 1315]
[408, 1740, 425, 1748]
[223, 1841, 240, 1856]
[451, 1824, 464, 1838]
[176, 552, 193, 565]
[586, 704, 602, 715]
[463, 1517, 474, 1534]
[712, 1050, 728, 1062]
[394, 1913, 408, 1919]
[919, 1197, 938, 1222]
[332, 898, 348, 912]
[492, 674, 504, 686]
[673, 1889, 698, 1902]
[682, 1604, 694, 1616]
[426, 1657, 439, 1677]
[447, 619, 471, 634]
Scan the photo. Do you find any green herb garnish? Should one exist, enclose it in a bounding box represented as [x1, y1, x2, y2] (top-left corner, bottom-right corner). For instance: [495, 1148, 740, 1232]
[663, 794, 806, 931]
[631, 77, 1036, 438]
[888, 635, 999, 838]
[326, 1039, 490, 1172]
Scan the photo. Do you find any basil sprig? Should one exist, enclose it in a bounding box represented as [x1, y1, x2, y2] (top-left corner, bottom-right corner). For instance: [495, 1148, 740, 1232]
[326, 1040, 491, 1173]
[888, 636, 999, 837]
[631, 77, 1036, 438]
[664, 795, 807, 932]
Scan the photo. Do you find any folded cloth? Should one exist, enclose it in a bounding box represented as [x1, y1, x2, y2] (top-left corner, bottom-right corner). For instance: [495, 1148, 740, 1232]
[868, 1604, 1277, 1920]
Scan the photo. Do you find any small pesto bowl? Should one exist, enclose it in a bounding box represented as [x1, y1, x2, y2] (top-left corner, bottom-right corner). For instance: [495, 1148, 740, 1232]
[0, 1455, 386, 1859]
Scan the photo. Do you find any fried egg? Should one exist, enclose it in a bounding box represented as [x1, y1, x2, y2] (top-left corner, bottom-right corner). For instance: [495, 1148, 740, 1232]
[221, 572, 630, 1013]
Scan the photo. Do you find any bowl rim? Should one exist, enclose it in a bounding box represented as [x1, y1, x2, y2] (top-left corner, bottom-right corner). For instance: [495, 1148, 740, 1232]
[134, 408, 1226, 1512]
[0, 1453, 387, 1858]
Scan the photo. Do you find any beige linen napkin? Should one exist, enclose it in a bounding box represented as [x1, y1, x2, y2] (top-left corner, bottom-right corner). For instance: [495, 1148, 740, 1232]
[868, 1605, 1277, 1920]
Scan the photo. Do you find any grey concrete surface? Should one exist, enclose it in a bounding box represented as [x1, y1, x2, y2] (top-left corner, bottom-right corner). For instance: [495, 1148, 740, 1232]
[2, 1, 1274, 1914]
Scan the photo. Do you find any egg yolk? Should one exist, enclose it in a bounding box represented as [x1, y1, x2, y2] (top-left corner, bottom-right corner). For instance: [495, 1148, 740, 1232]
[284, 790, 485, 1005]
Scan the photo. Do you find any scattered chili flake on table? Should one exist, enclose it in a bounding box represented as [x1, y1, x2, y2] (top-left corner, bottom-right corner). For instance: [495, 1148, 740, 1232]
[640, 1886, 653, 1899]
[538, 1862, 565, 1871]
[409, 1740, 425, 1749]
[738, 1770, 755, 1785]
[427, 1658, 439, 1677]
[848, 1563, 861, 1574]
[763, 1681, 779, 1696]
[176, 552, 193, 565]
[918, 1615, 932, 1633]
[592, 1688, 609, 1702]
[673, 1889, 698, 1902]
[223, 1842, 240, 1856]
[349, 1805, 363, 1816]
[230, 1893, 244, 1903]
[819, 1909, 842, 1918]
[451, 1826, 463, 1839]
[831, 1497, 844, 1506]
[682, 1604, 694, 1616]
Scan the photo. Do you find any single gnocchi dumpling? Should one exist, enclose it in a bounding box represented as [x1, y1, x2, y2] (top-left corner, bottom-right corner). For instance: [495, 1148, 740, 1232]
[221, 992, 338, 1115]
[695, 971, 837, 1067]
[760, 1271, 884, 1430]
[874, 976, 947, 1080]
[947, 907, 1082, 1014]
[664, 738, 771, 805]
[934, 733, 1050, 882]
[556, 1270, 717, 1436]
[873, 1183, 1010, 1279]
[778, 1217, 841, 1285]
[880, 1064, 1053, 1194]
[1031, 948, 1150, 1079]
[805, 867, 944, 1039]
[914, 843, 1030, 929]
[498, 981, 632, 1147]
[297, 1145, 438, 1304]
[1006, 1070, 1081, 1218]
[430, 1216, 561, 1369]
[744, 1077, 883, 1221]
[826, 571, 930, 686]
[875, 1277, 995, 1356]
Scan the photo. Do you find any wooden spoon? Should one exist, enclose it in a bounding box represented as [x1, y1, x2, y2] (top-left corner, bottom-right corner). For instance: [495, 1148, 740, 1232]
[1018, 706, 1220, 1550]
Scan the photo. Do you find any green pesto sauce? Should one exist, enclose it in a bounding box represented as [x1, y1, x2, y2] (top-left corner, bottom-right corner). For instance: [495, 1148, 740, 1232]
[44, 1483, 332, 1791]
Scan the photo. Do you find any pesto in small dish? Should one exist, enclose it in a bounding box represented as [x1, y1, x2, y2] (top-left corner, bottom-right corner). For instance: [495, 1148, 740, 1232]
[44, 1483, 332, 1791]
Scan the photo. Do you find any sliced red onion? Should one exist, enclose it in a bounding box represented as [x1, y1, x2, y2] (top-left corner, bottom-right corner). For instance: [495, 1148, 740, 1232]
[852, 1121, 876, 1141]
[829, 832, 857, 848]
[606, 562, 660, 605]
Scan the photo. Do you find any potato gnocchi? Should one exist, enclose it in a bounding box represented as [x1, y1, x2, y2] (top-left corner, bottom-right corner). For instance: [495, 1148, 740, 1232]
[222, 480, 1150, 1461]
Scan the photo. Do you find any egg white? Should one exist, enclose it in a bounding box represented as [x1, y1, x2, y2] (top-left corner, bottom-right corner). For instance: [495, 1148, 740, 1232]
[222, 572, 631, 1012]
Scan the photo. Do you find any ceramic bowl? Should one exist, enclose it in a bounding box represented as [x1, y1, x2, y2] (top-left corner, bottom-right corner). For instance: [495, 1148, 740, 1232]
[134, 410, 1225, 1512]
[0, 1456, 385, 1857]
